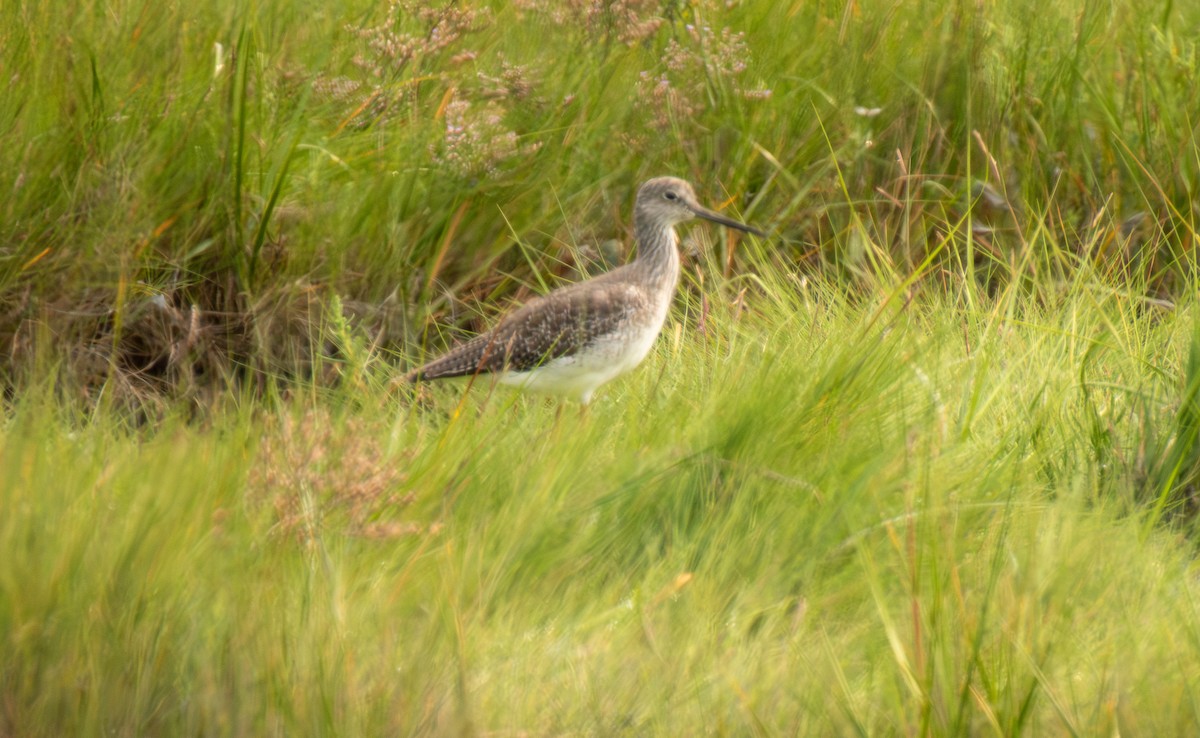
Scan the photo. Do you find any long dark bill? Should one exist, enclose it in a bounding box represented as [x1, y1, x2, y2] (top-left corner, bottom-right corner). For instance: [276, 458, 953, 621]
[691, 205, 767, 237]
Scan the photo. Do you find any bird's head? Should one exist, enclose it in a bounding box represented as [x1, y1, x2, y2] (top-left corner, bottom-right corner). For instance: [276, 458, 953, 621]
[634, 177, 764, 236]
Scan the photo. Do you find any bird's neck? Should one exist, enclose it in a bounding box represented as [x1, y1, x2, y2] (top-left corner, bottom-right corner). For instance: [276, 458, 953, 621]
[631, 220, 681, 289]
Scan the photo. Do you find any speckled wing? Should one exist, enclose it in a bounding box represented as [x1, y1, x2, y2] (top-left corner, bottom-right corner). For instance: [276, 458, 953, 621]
[408, 281, 646, 381]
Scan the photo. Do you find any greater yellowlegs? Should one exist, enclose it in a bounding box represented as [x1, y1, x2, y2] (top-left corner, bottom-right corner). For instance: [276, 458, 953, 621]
[407, 177, 764, 404]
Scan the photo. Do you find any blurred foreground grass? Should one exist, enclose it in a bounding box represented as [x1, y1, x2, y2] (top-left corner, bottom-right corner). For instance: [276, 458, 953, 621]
[5, 278, 1200, 733]
[3, 0, 1200, 734]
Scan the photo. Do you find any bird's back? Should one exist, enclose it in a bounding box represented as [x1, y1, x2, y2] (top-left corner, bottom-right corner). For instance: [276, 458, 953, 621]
[408, 270, 657, 383]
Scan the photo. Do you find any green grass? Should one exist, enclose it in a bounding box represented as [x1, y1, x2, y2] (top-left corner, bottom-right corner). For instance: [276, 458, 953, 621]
[6, 278, 1200, 734]
[4, 0, 1200, 734]
[3, 0, 1198, 393]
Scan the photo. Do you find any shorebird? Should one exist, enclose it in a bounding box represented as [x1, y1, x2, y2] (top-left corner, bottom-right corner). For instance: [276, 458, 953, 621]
[407, 177, 764, 404]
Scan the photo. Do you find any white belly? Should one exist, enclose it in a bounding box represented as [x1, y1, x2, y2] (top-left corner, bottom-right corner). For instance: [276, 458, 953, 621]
[498, 300, 671, 404]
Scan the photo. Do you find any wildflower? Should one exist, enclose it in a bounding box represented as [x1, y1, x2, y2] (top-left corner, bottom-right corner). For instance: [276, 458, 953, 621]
[346, 0, 492, 77]
[638, 22, 769, 131]
[432, 98, 541, 179]
[635, 71, 699, 130]
[515, 0, 668, 45]
[478, 60, 537, 101]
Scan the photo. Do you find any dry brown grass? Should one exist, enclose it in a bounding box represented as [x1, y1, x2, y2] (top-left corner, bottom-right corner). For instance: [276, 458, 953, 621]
[0, 277, 416, 418]
[246, 407, 436, 542]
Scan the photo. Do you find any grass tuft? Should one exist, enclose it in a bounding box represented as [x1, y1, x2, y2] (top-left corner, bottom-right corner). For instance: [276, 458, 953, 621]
[4, 0, 1200, 734]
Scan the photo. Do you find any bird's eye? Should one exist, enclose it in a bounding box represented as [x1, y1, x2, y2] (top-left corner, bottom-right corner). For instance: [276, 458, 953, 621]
[663, 191, 678, 201]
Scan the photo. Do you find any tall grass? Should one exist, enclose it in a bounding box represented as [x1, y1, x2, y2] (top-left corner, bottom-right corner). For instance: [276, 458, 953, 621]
[2, 0, 1198, 399]
[3, 0, 1200, 734]
[5, 272, 1200, 733]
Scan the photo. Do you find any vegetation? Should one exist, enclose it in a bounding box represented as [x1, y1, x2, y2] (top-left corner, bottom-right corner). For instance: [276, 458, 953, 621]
[3, 0, 1200, 734]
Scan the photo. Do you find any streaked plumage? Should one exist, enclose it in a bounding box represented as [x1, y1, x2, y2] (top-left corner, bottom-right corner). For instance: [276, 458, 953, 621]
[408, 177, 764, 404]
